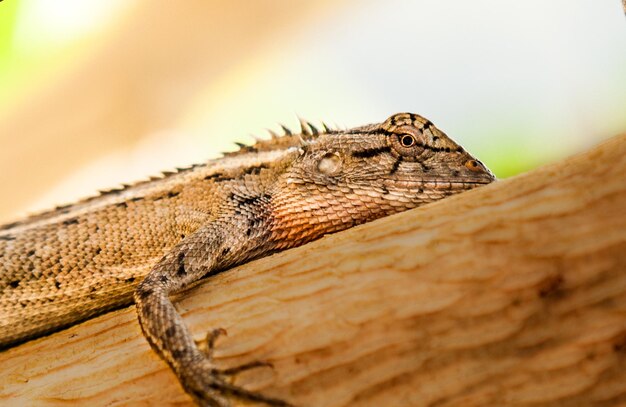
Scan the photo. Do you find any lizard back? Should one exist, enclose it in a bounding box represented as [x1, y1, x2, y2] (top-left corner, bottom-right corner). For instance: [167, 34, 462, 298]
[0, 138, 301, 348]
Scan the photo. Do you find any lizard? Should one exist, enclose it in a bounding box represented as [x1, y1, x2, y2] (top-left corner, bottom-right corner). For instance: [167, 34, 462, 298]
[0, 112, 495, 406]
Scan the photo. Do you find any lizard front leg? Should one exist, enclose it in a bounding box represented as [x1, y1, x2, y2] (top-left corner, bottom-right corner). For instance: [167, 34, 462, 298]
[134, 221, 290, 407]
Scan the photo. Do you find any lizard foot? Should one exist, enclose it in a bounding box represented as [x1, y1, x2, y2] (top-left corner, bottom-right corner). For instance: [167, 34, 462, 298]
[187, 328, 291, 406]
[182, 358, 292, 407]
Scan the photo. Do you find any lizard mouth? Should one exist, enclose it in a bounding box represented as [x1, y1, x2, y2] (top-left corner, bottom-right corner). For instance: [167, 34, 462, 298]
[458, 178, 497, 186]
[433, 173, 497, 187]
[387, 177, 496, 190]
[431, 180, 495, 191]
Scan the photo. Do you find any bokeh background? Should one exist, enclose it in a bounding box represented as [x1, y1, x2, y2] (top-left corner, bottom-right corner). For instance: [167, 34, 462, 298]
[0, 0, 625, 224]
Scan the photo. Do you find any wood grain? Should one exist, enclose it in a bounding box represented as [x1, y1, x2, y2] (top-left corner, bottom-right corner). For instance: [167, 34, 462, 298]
[1, 134, 626, 406]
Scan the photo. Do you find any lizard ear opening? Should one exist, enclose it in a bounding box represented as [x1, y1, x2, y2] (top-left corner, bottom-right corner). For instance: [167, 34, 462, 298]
[317, 152, 342, 176]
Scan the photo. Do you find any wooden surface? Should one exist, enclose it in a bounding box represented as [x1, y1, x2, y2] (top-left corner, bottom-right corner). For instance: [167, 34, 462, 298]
[1, 134, 626, 406]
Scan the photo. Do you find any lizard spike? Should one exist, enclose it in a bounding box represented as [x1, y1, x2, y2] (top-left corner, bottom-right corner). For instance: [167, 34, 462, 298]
[99, 187, 123, 195]
[307, 121, 319, 136]
[295, 132, 309, 148]
[322, 122, 332, 133]
[234, 142, 257, 153]
[298, 117, 311, 136]
[280, 124, 292, 136]
[267, 130, 278, 140]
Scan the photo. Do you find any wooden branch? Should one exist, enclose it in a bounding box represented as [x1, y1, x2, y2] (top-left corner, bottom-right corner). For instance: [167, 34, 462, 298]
[2, 135, 626, 406]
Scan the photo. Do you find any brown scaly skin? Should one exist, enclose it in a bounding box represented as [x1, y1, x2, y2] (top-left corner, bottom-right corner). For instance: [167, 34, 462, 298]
[0, 113, 495, 406]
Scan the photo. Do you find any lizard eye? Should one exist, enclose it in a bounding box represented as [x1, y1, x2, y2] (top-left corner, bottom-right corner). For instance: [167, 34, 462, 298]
[465, 160, 482, 172]
[399, 134, 416, 147]
[388, 125, 426, 160]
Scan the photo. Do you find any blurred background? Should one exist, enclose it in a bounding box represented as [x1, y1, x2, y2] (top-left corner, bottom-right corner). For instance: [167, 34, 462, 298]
[0, 0, 625, 224]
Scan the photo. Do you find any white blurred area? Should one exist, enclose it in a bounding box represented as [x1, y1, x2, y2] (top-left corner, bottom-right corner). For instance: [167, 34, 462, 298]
[181, 0, 626, 163]
[1, 0, 625, 222]
[11, 0, 130, 55]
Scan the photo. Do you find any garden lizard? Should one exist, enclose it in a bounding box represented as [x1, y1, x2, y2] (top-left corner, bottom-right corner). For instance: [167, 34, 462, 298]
[0, 112, 495, 406]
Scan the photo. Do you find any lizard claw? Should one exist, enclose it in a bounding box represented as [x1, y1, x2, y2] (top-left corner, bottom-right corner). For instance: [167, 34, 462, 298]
[196, 327, 228, 359]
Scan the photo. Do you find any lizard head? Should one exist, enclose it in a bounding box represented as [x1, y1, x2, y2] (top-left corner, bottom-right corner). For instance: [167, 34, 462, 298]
[272, 112, 495, 242]
[285, 112, 494, 193]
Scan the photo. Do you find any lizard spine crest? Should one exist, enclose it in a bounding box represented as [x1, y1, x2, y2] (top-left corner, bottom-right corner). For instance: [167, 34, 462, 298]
[0, 119, 333, 233]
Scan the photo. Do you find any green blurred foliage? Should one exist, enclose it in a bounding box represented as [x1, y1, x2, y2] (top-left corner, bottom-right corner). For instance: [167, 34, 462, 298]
[0, 1, 19, 69]
[0, 1, 23, 110]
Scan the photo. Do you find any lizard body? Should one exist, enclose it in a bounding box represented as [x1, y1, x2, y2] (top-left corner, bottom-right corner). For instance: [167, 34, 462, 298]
[0, 113, 495, 406]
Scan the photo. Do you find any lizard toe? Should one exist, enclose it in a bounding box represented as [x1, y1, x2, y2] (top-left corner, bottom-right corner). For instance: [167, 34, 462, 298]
[196, 327, 228, 359]
[219, 360, 273, 376]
